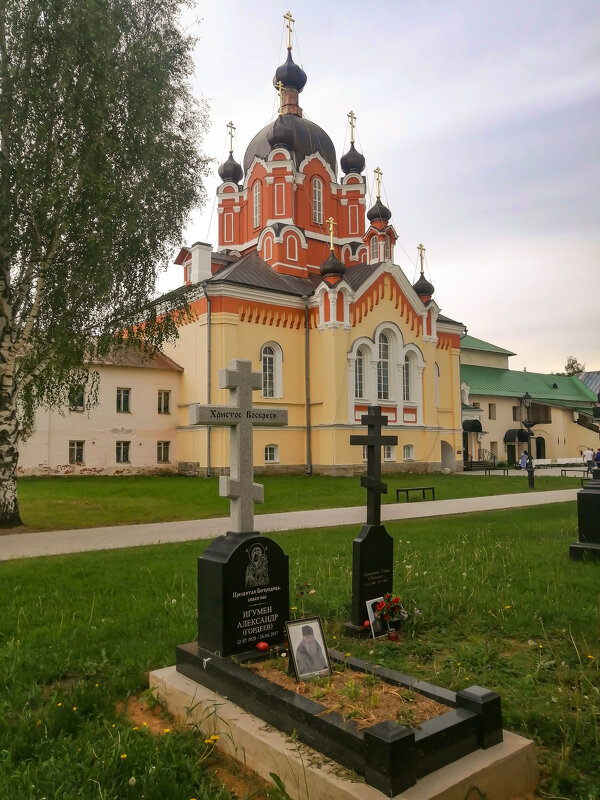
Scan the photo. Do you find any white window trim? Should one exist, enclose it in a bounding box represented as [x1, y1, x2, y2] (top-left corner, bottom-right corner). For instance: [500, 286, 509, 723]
[403, 444, 415, 461]
[286, 235, 298, 261]
[312, 177, 323, 224]
[260, 342, 283, 398]
[265, 444, 279, 463]
[253, 182, 261, 228]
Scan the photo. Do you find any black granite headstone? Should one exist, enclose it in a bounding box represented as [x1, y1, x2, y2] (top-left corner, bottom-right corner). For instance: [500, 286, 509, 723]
[346, 407, 398, 635]
[570, 466, 600, 561]
[198, 533, 289, 656]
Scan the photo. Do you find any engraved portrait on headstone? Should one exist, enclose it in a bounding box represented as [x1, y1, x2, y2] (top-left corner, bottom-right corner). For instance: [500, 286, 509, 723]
[245, 542, 269, 588]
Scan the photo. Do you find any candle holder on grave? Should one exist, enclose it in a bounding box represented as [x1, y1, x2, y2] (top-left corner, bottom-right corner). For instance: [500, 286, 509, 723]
[344, 407, 398, 637]
[570, 464, 600, 561]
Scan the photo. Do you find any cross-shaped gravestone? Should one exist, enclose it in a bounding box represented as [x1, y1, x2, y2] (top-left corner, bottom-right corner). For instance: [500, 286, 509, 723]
[189, 359, 287, 534]
[350, 407, 398, 525]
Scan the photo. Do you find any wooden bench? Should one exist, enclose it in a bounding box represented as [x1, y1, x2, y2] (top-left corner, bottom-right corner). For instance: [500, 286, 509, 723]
[561, 468, 588, 478]
[484, 467, 509, 476]
[395, 486, 435, 502]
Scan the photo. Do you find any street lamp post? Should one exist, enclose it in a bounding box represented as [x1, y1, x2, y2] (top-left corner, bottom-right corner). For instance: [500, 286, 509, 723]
[522, 392, 535, 489]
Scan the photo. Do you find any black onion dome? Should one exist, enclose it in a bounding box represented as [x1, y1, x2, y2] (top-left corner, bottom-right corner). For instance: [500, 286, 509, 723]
[413, 274, 435, 297]
[266, 115, 296, 151]
[340, 142, 365, 175]
[244, 116, 337, 176]
[273, 50, 307, 92]
[366, 198, 391, 223]
[320, 251, 345, 278]
[218, 152, 243, 184]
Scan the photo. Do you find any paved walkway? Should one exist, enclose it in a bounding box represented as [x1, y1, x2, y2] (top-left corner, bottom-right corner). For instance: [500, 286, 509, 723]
[0, 489, 578, 562]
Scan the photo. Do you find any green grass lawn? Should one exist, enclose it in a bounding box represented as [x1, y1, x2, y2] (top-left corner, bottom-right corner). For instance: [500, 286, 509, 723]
[0, 502, 598, 798]
[15, 472, 581, 530]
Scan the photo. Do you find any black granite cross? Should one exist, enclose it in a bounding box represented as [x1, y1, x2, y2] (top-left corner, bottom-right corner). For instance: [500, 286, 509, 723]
[350, 407, 398, 525]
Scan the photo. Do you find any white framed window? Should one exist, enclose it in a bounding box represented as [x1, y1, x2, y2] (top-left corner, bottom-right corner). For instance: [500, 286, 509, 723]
[157, 441, 170, 463]
[265, 444, 278, 463]
[158, 390, 170, 414]
[286, 235, 298, 261]
[69, 440, 84, 464]
[260, 342, 283, 398]
[263, 236, 272, 261]
[116, 388, 130, 413]
[383, 444, 395, 461]
[403, 356, 412, 402]
[370, 236, 379, 263]
[224, 212, 233, 242]
[69, 385, 84, 411]
[275, 182, 285, 216]
[377, 334, 390, 400]
[349, 204, 358, 235]
[116, 441, 130, 463]
[312, 177, 323, 224]
[384, 235, 390, 260]
[354, 349, 365, 399]
[403, 444, 414, 461]
[253, 181, 261, 228]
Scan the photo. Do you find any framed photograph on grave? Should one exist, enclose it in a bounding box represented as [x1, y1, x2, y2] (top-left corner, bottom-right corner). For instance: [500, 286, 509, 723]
[366, 597, 387, 639]
[286, 617, 332, 681]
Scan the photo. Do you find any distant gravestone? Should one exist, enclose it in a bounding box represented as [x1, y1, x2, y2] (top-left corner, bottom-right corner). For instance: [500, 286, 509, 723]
[187, 359, 289, 656]
[345, 407, 398, 634]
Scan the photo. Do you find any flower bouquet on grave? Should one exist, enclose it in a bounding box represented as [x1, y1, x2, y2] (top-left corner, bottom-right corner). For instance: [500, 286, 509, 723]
[375, 594, 409, 641]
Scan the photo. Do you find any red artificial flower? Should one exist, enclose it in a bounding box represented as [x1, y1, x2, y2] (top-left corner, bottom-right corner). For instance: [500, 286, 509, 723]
[363, 620, 370, 628]
[377, 601, 386, 611]
[392, 597, 400, 605]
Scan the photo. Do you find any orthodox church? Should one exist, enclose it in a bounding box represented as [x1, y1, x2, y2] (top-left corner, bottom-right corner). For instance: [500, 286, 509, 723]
[18, 18, 465, 476]
[159, 20, 464, 476]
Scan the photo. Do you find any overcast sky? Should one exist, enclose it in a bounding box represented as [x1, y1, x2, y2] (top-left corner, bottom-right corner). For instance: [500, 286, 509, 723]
[157, 0, 600, 375]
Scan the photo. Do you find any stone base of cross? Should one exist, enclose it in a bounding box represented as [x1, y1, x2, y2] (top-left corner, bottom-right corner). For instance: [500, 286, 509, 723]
[189, 359, 287, 534]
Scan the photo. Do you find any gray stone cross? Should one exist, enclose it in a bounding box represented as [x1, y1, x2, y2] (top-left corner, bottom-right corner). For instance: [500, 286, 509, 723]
[189, 359, 287, 533]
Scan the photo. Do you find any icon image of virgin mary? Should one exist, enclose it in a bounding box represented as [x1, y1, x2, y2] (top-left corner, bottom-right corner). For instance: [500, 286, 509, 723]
[245, 543, 269, 588]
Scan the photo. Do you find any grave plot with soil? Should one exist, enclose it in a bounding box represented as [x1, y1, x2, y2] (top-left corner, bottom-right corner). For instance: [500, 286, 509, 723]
[176, 642, 503, 796]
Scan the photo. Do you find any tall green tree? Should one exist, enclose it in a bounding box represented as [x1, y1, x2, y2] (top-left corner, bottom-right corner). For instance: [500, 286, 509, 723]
[0, 0, 209, 526]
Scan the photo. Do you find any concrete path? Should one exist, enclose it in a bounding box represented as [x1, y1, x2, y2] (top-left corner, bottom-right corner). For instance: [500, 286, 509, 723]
[0, 489, 578, 562]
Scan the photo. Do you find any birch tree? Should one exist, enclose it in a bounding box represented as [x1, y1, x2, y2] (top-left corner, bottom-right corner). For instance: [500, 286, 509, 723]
[0, 0, 209, 526]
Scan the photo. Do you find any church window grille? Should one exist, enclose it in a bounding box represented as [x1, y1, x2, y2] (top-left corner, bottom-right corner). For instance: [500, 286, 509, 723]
[370, 236, 379, 263]
[69, 440, 84, 464]
[157, 441, 170, 463]
[403, 356, 412, 402]
[116, 441, 130, 463]
[377, 334, 390, 400]
[262, 346, 275, 397]
[286, 235, 298, 261]
[354, 350, 365, 398]
[385, 235, 390, 260]
[312, 178, 323, 224]
[253, 182, 261, 228]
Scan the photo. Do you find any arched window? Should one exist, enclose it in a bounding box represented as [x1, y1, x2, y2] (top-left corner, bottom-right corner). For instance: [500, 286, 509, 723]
[261, 343, 283, 398]
[370, 236, 379, 263]
[384, 235, 390, 260]
[286, 234, 298, 261]
[354, 349, 365, 398]
[262, 346, 275, 397]
[253, 182, 261, 228]
[403, 353, 417, 402]
[312, 178, 323, 224]
[377, 334, 390, 400]
[263, 236, 272, 261]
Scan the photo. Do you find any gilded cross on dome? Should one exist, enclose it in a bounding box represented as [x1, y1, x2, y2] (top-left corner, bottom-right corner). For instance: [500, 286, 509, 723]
[226, 121, 236, 153]
[326, 216, 336, 250]
[374, 166, 383, 199]
[347, 110, 357, 144]
[283, 11, 295, 49]
[418, 243, 426, 274]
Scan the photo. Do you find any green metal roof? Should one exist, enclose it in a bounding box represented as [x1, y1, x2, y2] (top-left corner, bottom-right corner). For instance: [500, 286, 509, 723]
[461, 364, 598, 405]
[460, 334, 515, 356]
